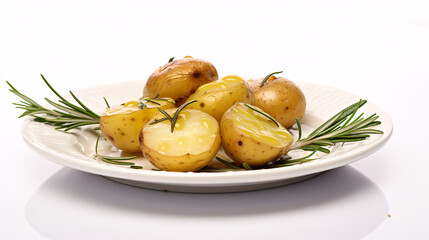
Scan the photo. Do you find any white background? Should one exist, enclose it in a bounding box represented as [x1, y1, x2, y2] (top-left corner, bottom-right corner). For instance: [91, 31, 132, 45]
[1, 0, 429, 239]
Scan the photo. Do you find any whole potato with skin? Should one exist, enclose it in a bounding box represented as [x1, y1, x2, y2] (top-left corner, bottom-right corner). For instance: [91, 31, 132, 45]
[140, 108, 221, 172]
[186, 75, 254, 121]
[248, 75, 306, 128]
[143, 57, 218, 106]
[220, 102, 294, 168]
[100, 98, 175, 153]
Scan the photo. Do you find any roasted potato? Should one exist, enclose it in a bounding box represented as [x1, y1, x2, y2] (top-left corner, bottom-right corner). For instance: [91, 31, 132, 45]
[100, 98, 175, 153]
[248, 75, 306, 128]
[186, 75, 254, 121]
[220, 102, 293, 167]
[140, 108, 221, 172]
[143, 56, 218, 106]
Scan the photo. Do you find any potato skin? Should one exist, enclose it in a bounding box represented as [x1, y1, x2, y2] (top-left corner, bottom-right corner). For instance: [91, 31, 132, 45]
[143, 57, 218, 106]
[220, 104, 292, 168]
[100, 101, 174, 153]
[248, 77, 306, 128]
[140, 109, 221, 172]
[186, 75, 254, 121]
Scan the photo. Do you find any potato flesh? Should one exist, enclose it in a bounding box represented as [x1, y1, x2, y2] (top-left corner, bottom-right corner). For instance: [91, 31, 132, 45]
[186, 75, 254, 121]
[229, 104, 293, 147]
[143, 109, 219, 156]
[100, 99, 174, 153]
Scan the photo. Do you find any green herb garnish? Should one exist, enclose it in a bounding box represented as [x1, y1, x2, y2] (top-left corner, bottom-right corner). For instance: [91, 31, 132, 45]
[155, 100, 198, 133]
[259, 71, 283, 87]
[143, 98, 161, 106]
[138, 100, 147, 109]
[244, 103, 279, 127]
[215, 156, 243, 170]
[7, 74, 100, 131]
[103, 97, 110, 108]
[267, 149, 318, 168]
[94, 132, 140, 168]
[141, 96, 176, 106]
[289, 99, 383, 151]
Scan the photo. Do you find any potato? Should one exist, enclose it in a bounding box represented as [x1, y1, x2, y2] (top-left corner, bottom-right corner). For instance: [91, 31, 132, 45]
[140, 108, 221, 172]
[143, 56, 218, 106]
[248, 75, 306, 128]
[220, 102, 293, 167]
[185, 75, 254, 121]
[100, 98, 175, 153]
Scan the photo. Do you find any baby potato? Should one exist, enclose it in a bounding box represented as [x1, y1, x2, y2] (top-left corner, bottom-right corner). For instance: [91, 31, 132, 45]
[186, 75, 254, 121]
[143, 56, 218, 106]
[248, 75, 306, 128]
[100, 98, 175, 153]
[220, 102, 293, 168]
[140, 108, 221, 172]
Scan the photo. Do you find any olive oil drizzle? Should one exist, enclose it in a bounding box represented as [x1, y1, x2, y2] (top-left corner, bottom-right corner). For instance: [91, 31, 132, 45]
[153, 100, 198, 133]
[244, 103, 279, 127]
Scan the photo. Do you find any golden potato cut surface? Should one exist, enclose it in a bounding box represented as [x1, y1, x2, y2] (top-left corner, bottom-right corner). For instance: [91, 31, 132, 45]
[220, 102, 293, 167]
[141, 109, 221, 172]
[186, 75, 254, 121]
[100, 99, 175, 153]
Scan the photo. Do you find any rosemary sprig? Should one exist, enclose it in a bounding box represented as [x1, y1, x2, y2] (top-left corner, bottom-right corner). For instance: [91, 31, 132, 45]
[140, 96, 176, 105]
[94, 132, 141, 168]
[215, 156, 243, 170]
[155, 100, 198, 132]
[142, 98, 161, 106]
[7, 74, 100, 131]
[103, 97, 110, 108]
[289, 99, 383, 151]
[267, 150, 319, 168]
[138, 100, 147, 109]
[149, 117, 169, 125]
[259, 71, 283, 87]
[200, 156, 250, 172]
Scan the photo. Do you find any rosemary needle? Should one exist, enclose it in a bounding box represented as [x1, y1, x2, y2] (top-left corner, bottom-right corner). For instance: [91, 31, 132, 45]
[244, 104, 279, 127]
[94, 132, 139, 167]
[156, 100, 198, 132]
[259, 71, 283, 87]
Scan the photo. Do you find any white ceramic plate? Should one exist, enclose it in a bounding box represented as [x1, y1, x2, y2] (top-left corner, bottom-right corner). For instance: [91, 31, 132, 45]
[21, 81, 393, 193]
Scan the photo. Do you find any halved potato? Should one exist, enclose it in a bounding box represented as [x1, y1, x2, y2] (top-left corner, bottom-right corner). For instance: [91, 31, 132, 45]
[186, 75, 254, 121]
[220, 102, 293, 167]
[140, 108, 221, 172]
[100, 98, 175, 153]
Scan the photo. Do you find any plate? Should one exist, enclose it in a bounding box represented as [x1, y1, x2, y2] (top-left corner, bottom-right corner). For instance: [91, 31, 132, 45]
[21, 81, 393, 193]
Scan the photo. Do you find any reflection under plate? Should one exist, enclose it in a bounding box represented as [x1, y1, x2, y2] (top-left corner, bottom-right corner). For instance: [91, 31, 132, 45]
[26, 166, 388, 240]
